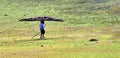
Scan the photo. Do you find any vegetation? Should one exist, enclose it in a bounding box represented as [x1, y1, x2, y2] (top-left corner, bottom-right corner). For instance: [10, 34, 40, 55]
[0, 0, 120, 58]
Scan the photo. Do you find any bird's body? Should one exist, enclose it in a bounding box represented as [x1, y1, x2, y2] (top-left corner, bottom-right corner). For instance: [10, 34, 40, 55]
[19, 16, 64, 22]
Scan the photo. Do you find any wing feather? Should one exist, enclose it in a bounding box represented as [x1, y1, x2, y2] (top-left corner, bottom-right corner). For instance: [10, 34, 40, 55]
[19, 16, 64, 22]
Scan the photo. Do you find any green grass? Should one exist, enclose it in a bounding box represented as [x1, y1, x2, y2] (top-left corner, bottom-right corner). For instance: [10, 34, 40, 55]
[0, 0, 120, 58]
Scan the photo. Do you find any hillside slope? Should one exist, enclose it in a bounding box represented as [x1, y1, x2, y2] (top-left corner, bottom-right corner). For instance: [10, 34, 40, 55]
[0, 0, 120, 58]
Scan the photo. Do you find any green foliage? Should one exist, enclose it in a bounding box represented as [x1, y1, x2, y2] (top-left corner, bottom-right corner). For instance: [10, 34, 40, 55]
[107, 6, 120, 14]
[0, 0, 120, 28]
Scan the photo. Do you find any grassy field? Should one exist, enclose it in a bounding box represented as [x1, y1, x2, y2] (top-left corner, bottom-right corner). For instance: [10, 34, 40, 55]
[0, 0, 120, 58]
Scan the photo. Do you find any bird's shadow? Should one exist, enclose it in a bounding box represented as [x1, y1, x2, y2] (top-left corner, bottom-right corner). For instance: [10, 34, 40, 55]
[13, 35, 75, 43]
[14, 37, 63, 43]
[13, 39, 41, 43]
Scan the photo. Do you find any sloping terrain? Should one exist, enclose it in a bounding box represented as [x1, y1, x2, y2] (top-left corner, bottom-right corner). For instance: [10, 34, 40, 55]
[0, 0, 120, 58]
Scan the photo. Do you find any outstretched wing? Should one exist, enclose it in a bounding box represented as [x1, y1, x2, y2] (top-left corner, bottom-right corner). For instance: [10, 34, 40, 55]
[19, 18, 40, 21]
[19, 16, 64, 22]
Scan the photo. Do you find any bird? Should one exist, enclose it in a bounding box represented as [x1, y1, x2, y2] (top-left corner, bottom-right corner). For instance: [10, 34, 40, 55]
[19, 16, 64, 22]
